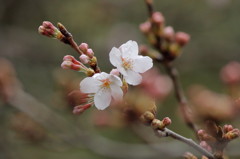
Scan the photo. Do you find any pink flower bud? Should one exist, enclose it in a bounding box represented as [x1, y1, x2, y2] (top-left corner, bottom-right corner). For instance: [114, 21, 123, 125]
[63, 55, 81, 65]
[152, 12, 165, 25]
[220, 62, 240, 84]
[198, 129, 205, 138]
[200, 141, 212, 152]
[38, 21, 63, 39]
[61, 61, 72, 69]
[42, 21, 54, 29]
[224, 128, 240, 140]
[223, 124, 234, 133]
[110, 69, 120, 76]
[164, 26, 175, 41]
[73, 103, 92, 115]
[61, 59, 83, 71]
[175, 32, 190, 46]
[79, 43, 89, 53]
[139, 21, 151, 34]
[86, 48, 94, 57]
[79, 54, 89, 64]
[162, 117, 171, 126]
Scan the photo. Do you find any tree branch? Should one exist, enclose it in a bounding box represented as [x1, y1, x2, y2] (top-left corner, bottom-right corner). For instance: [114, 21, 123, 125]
[155, 128, 215, 159]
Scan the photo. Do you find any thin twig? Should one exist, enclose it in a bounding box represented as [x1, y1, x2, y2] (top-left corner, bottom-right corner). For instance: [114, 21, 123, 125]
[57, 23, 101, 73]
[164, 62, 198, 132]
[155, 128, 215, 159]
[145, 0, 154, 17]
[144, 0, 197, 133]
[57, 22, 84, 55]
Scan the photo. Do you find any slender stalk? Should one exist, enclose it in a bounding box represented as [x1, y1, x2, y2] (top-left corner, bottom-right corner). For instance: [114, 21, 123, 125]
[57, 22, 84, 55]
[155, 128, 215, 159]
[164, 62, 197, 132]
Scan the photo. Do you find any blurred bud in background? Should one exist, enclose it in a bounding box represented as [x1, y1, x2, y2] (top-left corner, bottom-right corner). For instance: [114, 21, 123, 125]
[188, 85, 235, 122]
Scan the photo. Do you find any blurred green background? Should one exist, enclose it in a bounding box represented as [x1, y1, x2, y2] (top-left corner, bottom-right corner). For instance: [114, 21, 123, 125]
[0, 0, 240, 158]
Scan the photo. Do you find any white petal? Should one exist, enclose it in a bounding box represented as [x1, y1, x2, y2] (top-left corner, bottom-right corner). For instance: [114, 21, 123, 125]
[109, 47, 122, 67]
[120, 40, 139, 59]
[94, 88, 112, 110]
[125, 70, 142, 86]
[109, 75, 123, 86]
[94, 72, 110, 81]
[132, 56, 153, 73]
[80, 77, 101, 93]
[117, 66, 127, 76]
[110, 84, 123, 101]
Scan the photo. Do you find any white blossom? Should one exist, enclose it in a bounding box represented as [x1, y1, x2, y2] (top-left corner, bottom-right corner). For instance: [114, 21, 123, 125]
[80, 72, 123, 110]
[109, 40, 153, 85]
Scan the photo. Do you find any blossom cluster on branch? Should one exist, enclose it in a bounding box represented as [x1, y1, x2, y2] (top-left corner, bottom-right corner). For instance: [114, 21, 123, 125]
[38, 0, 240, 158]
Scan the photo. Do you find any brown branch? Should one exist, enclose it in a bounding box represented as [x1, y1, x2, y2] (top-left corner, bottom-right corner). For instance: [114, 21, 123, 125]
[143, 0, 197, 133]
[164, 62, 197, 132]
[145, 0, 154, 17]
[57, 23, 101, 73]
[57, 22, 84, 55]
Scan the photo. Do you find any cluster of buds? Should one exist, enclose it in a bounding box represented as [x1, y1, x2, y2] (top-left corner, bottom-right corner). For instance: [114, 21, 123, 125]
[78, 43, 100, 73]
[140, 9, 190, 61]
[197, 121, 240, 158]
[61, 55, 94, 76]
[38, 21, 64, 40]
[140, 111, 171, 130]
[67, 90, 94, 115]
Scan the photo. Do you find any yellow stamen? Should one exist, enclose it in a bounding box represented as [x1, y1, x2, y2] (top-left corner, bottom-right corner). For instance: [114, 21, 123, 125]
[122, 57, 133, 70]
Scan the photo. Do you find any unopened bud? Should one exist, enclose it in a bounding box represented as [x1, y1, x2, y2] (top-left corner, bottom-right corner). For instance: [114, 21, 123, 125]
[224, 128, 240, 140]
[200, 141, 212, 152]
[152, 12, 165, 25]
[61, 61, 72, 69]
[79, 54, 90, 64]
[139, 21, 151, 34]
[223, 124, 234, 133]
[220, 61, 240, 84]
[164, 26, 175, 41]
[38, 21, 63, 39]
[42, 21, 54, 28]
[110, 69, 120, 76]
[151, 119, 164, 130]
[79, 43, 89, 53]
[63, 55, 81, 65]
[141, 111, 155, 124]
[175, 32, 190, 46]
[86, 49, 94, 58]
[73, 103, 92, 115]
[162, 117, 171, 126]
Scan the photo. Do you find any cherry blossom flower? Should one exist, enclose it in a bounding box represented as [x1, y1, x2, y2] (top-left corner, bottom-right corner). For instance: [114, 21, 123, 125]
[80, 72, 123, 110]
[109, 40, 153, 85]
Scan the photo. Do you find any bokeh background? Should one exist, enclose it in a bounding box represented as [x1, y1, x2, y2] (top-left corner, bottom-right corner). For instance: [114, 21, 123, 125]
[0, 0, 240, 159]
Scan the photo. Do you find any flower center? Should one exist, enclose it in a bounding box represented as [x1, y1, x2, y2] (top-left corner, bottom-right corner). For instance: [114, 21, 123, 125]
[121, 57, 133, 70]
[101, 78, 111, 88]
